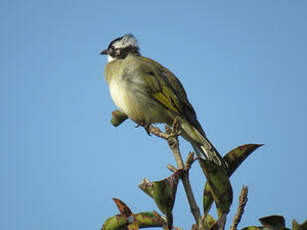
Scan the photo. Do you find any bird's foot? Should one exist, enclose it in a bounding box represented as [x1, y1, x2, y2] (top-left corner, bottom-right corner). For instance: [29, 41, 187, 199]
[165, 117, 182, 138]
[135, 119, 145, 128]
[144, 124, 153, 136]
[135, 120, 152, 136]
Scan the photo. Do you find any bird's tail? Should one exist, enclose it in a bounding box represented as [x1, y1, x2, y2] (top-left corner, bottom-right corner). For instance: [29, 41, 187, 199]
[190, 140, 225, 166]
[179, 119, 227, 169]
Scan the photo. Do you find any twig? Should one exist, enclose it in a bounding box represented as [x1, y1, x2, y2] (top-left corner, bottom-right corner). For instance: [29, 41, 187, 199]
[218, 214, 227, 230]
[173, 226, 184, 230]
[181, 171, 202, 225]
[148, 119, 202, 228]
[230, 186, 248, 230]
[165, 120, 184, 169]
[185, 152, 196, 171]
[167, 164, 177, 173]
[148, 126, 170, 139]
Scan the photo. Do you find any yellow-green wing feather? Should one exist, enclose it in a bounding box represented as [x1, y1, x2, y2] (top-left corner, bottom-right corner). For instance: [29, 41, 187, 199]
[141, 67, 181, 114]
[137, 56, 206, 136]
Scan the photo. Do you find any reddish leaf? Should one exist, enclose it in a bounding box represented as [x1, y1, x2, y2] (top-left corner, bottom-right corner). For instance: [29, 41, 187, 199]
[112, 198, 132, 219]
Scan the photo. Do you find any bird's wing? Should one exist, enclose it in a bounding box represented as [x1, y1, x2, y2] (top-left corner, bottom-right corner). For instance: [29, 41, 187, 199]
[137, 56, 206, 136]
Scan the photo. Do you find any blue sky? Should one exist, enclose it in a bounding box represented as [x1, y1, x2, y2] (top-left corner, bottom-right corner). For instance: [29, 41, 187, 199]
[1, 1, 307, 230]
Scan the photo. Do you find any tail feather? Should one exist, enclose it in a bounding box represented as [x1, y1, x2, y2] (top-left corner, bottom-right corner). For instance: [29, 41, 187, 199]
[180, 118, 227, 169]
[191, 141, 224, 167]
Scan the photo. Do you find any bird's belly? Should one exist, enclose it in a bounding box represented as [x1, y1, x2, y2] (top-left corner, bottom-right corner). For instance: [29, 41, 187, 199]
[109, 80, 131, 114]
[109, 80, 170, 125]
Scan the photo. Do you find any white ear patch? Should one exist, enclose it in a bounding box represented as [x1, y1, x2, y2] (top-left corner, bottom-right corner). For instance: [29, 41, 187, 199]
[113, 34, 138, 49]
[107, 54, 115, 62]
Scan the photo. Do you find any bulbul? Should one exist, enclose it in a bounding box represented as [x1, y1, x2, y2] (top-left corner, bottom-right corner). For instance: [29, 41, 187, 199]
[100, 34, 226, 167]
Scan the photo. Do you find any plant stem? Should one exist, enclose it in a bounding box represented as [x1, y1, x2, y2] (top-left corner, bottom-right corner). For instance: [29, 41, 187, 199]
[165, 127, 202, 228]
[230, 186, 248, 230]
[149, 123, 203, 229]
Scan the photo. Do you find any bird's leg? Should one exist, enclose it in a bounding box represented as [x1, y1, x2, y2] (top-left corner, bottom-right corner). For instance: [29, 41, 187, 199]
[144, 123, 153, 136]
[165, 117, 182, 139]
[134, 120, 152, 136]
[134, 119, 145, 128]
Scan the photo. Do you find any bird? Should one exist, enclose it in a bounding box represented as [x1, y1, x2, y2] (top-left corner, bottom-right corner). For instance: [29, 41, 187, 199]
[100, 33, 226, 168]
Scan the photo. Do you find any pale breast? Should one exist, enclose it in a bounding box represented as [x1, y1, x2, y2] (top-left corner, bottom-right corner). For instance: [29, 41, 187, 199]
[109, 79, 131, 114]
[109, 77, 163, 124]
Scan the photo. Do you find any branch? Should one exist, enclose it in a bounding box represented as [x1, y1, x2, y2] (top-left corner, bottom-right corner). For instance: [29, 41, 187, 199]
[148, 119, 203, 228]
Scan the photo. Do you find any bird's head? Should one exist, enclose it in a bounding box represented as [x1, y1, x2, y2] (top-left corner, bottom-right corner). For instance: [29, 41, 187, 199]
[100, 34, 140, 62]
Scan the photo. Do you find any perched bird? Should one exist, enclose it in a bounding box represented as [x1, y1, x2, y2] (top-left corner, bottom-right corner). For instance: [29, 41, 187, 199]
[100, 34, 226, 167]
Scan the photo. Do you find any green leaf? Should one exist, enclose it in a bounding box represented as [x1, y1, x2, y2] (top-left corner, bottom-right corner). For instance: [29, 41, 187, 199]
[203, 144, 263, 215]
[224, 144, 264, 175]
[301, 220, 307, 230]
[259, 215, 285, 230]
[199, 159, 233, 217]
[292, 220, 301, 230]
[204, 214, 217, 230]
[102, 214, 127, 230]
[140, 172, 182, 215]
[128, 222, 139, 230]
[101, 212, 162, 230]
[139, 171, 182, 230]
[152, 171, 182, 229]
[203, 182, 214, 217]
[242, 226, 272, 230]
[292, 219, 307, 230]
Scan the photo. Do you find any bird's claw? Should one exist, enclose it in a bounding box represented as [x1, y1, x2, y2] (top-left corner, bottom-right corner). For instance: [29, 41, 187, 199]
[135, 120, 152, 136]
[145, 124, 152, 136]
[166, 130, 182, 139]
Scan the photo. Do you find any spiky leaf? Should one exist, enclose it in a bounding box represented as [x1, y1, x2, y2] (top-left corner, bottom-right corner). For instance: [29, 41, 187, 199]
[101, 212, 162, 230]
[259, 215, 285, 230]
[199, 159, 233, 216]
[224, 144, 264, 175]
[204, 214, 217, 230]
[293, 219, 307, 230]
[203, 144, 263, 215]
[139, 171, 182, 229]
[128, 222, 139, 230]
[112, 198, 133, 219]
[242, 227, 272, 230]
[301, 220, 307, 230]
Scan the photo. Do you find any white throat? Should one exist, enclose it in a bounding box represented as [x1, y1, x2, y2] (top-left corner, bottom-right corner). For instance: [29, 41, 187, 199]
[107, 55, 115, 62]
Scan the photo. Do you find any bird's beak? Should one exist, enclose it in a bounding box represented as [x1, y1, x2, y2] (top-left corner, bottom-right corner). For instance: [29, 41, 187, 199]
[100, 49, 108, 55]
